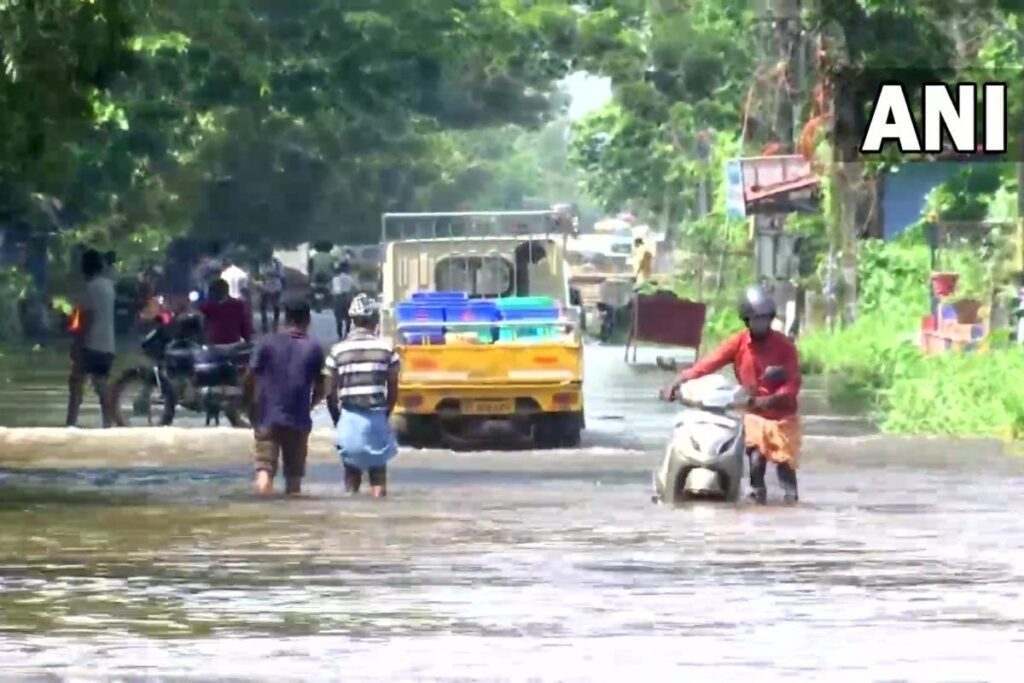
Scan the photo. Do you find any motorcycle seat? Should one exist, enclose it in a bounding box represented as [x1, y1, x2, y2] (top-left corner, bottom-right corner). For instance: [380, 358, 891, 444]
[208, 341, 252, 355]
[164, 344, 199, 361]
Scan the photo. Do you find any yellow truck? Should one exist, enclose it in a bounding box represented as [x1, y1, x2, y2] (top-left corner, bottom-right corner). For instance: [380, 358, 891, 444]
[379, 210, 585, 448]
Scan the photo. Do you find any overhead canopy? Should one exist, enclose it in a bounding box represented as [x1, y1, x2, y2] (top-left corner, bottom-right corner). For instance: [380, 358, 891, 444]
[381, 210, 574, 242]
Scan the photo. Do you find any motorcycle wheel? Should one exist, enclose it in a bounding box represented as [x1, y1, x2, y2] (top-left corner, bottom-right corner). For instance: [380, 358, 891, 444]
[224, 404, 248, 428]
[209, 389, 249, 429]
[111, 367, 177, 427]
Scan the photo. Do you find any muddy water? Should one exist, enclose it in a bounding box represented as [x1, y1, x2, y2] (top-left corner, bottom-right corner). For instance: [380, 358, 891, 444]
[2, 344, 1024, 680]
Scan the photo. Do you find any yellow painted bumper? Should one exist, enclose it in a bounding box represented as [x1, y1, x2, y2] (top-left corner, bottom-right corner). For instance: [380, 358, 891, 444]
[395, 381, 583, 416]
[394, 341, 583, 417]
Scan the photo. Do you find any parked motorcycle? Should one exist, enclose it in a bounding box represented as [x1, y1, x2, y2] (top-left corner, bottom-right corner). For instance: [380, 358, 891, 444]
[111, 312, 252, 427]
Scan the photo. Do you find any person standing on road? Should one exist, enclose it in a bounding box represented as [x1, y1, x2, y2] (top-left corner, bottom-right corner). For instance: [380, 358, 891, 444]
[244, 297, 326, 496]
[660, 285, 803, 504]
[324, 294, 400, 498]
[631, 237, 653, 289]
[256, 249, 287, 334]
[194, 245, 223, 301]
[66, 249, 117, 428]
[331, 260, 358, 339]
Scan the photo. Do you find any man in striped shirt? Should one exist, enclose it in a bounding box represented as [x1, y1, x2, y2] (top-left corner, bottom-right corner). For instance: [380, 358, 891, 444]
[324, 294, 400, 497]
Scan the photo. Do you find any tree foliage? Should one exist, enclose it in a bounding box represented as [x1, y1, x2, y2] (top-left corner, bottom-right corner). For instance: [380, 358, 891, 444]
[568, 0, 755, 233]
[3, 0, 589, 266]
[569, 0, 1024, 245]
[0, 0, 137, 210]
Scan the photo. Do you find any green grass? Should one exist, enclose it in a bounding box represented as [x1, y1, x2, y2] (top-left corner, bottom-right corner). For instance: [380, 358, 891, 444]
[799, 313, 1024, 440]
[792, 234, 1024, 440]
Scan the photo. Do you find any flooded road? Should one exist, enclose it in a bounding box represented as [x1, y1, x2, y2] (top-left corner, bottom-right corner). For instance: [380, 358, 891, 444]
[2, 344, 1024, 680]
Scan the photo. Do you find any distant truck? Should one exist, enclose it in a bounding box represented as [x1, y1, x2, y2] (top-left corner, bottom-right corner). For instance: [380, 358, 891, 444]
[379, 209, 584, 448]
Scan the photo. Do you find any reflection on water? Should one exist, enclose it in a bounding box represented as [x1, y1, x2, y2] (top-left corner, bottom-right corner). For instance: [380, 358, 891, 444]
[3, 345, 1024, 679]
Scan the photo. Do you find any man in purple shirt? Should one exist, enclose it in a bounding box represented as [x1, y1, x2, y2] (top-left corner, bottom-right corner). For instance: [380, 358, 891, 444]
[244, 296, 326, 496]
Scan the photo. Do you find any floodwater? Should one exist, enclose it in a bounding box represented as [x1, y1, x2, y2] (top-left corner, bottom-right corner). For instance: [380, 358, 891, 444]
[2, 343, 1024, 680]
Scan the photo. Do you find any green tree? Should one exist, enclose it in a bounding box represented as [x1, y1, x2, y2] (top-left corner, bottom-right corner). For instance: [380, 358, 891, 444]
[569, 1, 755, 234]
[0, 0, 137, 209]
[30, 0, 586, 262]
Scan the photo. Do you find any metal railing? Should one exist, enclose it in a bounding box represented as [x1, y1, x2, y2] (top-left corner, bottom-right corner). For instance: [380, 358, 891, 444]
[381, 210, 573, 242]
[394, 317, 580, 343]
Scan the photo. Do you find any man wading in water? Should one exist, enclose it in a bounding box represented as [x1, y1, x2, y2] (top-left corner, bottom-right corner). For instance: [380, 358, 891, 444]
[67, 249, 117, 428]
[324, 294, 400, 498]
[245, 297, 326, 496]
[661, 285, 803, 504]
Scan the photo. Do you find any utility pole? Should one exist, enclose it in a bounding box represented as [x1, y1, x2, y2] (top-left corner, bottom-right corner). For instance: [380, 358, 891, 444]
[772, 0, 801, 153]
[752, 0, 805, 333]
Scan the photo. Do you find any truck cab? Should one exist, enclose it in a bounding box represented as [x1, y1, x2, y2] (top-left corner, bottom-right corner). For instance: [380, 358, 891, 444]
[379, 210, 584, 448]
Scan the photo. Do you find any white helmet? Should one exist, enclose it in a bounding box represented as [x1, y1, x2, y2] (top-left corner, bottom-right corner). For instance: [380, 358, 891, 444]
[348, 293, 379, 318]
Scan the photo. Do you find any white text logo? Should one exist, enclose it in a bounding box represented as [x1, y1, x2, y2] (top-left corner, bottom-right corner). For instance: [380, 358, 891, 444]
[860, 83, 1007, 155]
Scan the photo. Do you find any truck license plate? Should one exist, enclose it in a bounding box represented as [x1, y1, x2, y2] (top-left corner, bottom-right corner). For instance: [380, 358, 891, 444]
[464, 399, 513, 415]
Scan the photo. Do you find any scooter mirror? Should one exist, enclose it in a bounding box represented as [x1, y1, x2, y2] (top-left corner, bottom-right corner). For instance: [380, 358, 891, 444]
[763, 365, 787, 383]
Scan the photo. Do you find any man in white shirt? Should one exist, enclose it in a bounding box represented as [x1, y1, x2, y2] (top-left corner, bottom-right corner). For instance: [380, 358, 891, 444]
[221, 258, 250, 301]
[331, 261, 359, 338]
[67, 248, 117, 428]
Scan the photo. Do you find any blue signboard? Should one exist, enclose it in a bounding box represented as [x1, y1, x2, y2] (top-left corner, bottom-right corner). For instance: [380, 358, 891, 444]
[725, 159, 745, 219]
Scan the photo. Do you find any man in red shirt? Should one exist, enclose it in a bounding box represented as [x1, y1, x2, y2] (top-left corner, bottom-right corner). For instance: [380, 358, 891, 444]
[661, 286, 803, 504]
[198, 278, 253, 345]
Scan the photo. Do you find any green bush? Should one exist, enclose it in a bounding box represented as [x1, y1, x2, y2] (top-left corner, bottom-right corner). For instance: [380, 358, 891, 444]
[799, 311, 923, 414]
[797, 237, 1024, 439]
[0, 268, 32, 343]
[882, 349, 1024, 439]
[701, 302, 745, 348]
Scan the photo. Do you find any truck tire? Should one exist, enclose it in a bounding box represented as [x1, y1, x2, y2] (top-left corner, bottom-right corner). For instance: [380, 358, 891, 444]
[535, 412, 583, 449]
[392, 414, 438, 448]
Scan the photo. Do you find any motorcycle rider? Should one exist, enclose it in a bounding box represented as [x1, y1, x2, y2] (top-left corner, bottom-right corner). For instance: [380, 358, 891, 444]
[660, 285, 803, 504]
[308, 242, 337, 296]
[198, 278, 253, 345]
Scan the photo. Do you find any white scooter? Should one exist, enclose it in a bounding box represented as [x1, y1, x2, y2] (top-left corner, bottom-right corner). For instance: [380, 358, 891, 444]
[652, 367, 789, 504]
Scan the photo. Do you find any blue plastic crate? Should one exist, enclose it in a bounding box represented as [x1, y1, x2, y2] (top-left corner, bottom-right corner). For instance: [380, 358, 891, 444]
[396, 302, 446, 345]
[498, 306, 560, 341]
[411, 291, 467, 302]
[495, 296, 557, 309]
[443, 301, 500, 342]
